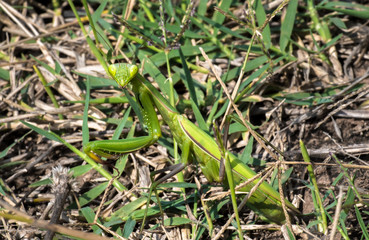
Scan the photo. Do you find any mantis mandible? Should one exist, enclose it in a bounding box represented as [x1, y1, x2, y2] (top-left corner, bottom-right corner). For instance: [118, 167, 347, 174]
[84, 63, 299, 226]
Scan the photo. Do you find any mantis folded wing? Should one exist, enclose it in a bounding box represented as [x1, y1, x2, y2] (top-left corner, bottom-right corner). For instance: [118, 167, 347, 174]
[84, 63, 299, 226]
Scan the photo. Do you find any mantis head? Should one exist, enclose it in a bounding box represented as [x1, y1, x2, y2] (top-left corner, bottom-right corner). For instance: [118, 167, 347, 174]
[108, 63, 138, 88]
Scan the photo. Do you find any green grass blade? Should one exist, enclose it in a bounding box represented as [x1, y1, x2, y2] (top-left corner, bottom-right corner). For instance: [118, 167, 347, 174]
[240, 135, 254, 165]
[86, 36, 110, 77]
[110, 197, 147, 221]
[254, 0, 271, 48]
[0, 131, 32, 159]
[280, 0, 298, 52]
[197, 0, 208, 16]
[71, 165, 93, 177]
[300, 139, 328, 234]
[212, 0, 232, 26]
[124, 89, 144, 125]
[320, 2, 369, 20]
[0, 67, 10, 80]
[30, 55, 57, 75]
[112, 107, 131, 140]
[138, 55, 173, 98]
[115, 119, 135, 174]
[355, 205, 369, 239]
[178, 48, 207, 131]
[82, 76, 91, 146]
[330, 17, 347, 29]
[198, 15, 247, 40]
[67, 0, 87, 36]
[122, 217, 136, 238]
[332, 154, 363, 202]
[64, 96, 128, 104]
[91, 0, 110, 46]
[33, 65, 63, 120]
[163, 217, 192, 226]
[76, 182, 109, 208]
[29, 178, 52, 188]
[80, 207, 102, 233]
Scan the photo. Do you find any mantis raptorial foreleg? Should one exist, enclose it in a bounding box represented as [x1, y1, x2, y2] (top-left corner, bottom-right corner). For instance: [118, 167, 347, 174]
[84, 84, 161, 163]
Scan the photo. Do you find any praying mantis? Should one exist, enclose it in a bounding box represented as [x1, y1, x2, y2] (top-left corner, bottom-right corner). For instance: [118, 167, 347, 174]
[83, 62, 300, 227]
[64, 0, 299, 231]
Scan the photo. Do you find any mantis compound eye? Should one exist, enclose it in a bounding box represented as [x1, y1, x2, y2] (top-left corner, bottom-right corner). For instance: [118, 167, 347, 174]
[108, 63, 138, 87]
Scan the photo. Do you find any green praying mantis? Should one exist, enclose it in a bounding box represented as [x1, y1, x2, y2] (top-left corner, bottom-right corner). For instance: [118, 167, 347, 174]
[64, 0, 300, 232]
[83, 62, 300, 227]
